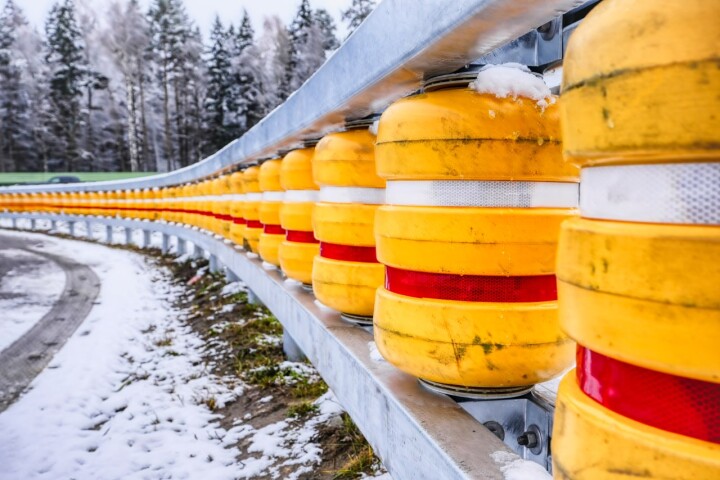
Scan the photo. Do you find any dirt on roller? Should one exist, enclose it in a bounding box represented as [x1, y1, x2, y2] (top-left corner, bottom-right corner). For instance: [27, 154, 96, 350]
[0, 232, 101, 412]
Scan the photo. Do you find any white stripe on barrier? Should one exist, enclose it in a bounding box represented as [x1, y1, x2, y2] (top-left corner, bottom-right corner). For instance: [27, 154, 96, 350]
[318, 186, 386, 205]
[283, 190, 319, 203]
[385, 180, 578, 207]
[245, 193, 263, 201]
[262, 192, 285, 202]
[581, 163, 720, 225]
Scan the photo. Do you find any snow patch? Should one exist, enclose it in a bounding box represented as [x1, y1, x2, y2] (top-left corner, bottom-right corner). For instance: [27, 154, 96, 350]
[368, 341, 386, 363]
[491, 451, 551, 480]
[469, 63, 553, 108]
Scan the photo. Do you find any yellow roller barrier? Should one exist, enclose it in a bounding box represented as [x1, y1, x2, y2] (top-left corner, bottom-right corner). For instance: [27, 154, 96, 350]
[258, 159, 284, 266]
[376, 89, 576, 181]
[374, 73, 577, 392]
[553, 374, 720, 480]
[313, 129, 383, 187]
[229, 171, 246, 247]
[557, 217, 720, 383]
[374, 288, 573, 387]
[279, 147, 319, 284]
[562, 0, 720, 166]
[243, 167, 261, 253]
[311, 128, 385, 317]
[377, 206, 573, 276]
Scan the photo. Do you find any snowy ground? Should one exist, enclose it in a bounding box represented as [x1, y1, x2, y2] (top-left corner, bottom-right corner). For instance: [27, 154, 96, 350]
[0, 247, 65, 351]
[0, 230, 245, 479]
[0, 229, 390, 480]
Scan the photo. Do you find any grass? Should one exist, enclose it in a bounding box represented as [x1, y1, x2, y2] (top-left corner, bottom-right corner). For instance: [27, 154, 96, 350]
[0, 171, 157, 185]
[287, 401, 320, 418]
[332, 413, 380, 479]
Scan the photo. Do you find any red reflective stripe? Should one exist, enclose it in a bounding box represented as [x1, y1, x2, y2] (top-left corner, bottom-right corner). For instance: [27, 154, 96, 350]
[263, 224, 285, 235]
[246, 220, 263, 229]
[320, 242, 378, 263]
[384, 266, 557, 302]
[286, 230, 318, 243]
[232, 217, 247, 225]
[577, 345, 720, 444]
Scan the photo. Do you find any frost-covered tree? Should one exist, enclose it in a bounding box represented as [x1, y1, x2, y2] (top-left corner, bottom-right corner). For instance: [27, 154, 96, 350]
[45, 0, 87, 171]
[0, 0, 33, 172]
[313, 8, 339, 51]
[341, 0, 376, 37]
[102, 0, 152, 172]
[287, 0, 327, 92]
[204, 15, 232, 153]
[258, 15, 291, 110]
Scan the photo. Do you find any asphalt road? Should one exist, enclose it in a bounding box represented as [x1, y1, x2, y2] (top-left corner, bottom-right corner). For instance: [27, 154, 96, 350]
[0, 232, 101, 412]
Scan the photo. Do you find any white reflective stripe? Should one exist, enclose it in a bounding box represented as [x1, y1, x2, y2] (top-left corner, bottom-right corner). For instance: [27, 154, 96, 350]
[319, 186, 386, 204]
[283, 190, 319, 203]
[262, 191, 285, 201]
[246, 193, 263, 201]
[385, 180, 578, 207]
[581, 163, 720, 225]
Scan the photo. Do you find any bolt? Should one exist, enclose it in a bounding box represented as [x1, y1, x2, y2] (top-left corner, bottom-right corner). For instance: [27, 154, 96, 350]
[517, 431, 539, 449]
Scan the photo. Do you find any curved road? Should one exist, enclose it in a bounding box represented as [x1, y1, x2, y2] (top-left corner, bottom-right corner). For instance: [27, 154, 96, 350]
[0, 232, 101, 412]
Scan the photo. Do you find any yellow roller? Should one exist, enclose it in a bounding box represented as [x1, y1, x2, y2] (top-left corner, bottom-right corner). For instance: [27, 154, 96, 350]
[279, 147, 319, 284]
[376, 206, 573, 276]
[376, 89, 576, 181]
[561, 0, 720, 166]
[243, 166, 262, 253]
[311, 127, 385, 317]
[258, 159, 284, 266]
[373, 72, 577, 392]
[312, 256, 385, 315]
[553, 374, 720, 480]
[374, 288, 574, 388]
[313, 129, 384, 187]
[558, 217, 720, 383]
[229, 171, 246, 247]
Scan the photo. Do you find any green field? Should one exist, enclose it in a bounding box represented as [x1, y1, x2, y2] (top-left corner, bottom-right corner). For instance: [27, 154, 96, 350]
[0, 172, 157, 186]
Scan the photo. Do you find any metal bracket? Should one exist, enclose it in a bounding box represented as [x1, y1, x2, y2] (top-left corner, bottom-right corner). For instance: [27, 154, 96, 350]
[457, 391, 555, 473]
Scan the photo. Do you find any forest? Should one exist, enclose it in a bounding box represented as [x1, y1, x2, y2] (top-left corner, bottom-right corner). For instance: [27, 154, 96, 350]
[0, 0, 375, 173]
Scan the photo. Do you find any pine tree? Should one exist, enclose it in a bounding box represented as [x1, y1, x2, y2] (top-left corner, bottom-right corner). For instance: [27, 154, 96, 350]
[227, 9, 263, 140]
[204, 15, 232, 153]
[313, 8, 339, 51]
[148, 0, 187, 170]
[341, 0, 376, 37]
[0, 0, 32, 172]
[45, 0, 87, 171]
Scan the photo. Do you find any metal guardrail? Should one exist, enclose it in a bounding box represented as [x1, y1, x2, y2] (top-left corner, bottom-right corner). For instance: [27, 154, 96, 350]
[1, 212, 550, 480]
[2, 0, 584, 194]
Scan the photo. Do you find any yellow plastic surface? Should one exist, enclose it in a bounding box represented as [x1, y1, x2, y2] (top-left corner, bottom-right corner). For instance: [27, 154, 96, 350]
[259, 201, 282, 226]
[258, 233, 284, 266]
[259, 159, 284, 192]
[280, 148, 318, 191]
[553, 373, 720, 479]
[314, 202, 378, 246]
[562, 0, 720, 166]
[376, 206, 573, 275]
[373, 288, 574, 387]
[314, 129, 384, 188]
[243, 166, 261, 193]
[280, 202, 314, 232]
[245, 227, 261, 253]
[279, 241, 319, 284]
[376, 88, 576, 181]
[312, 256, 384, 316]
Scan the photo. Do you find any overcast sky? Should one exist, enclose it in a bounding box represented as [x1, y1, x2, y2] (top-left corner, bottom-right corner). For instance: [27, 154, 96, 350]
[18, 0, 353, 41]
